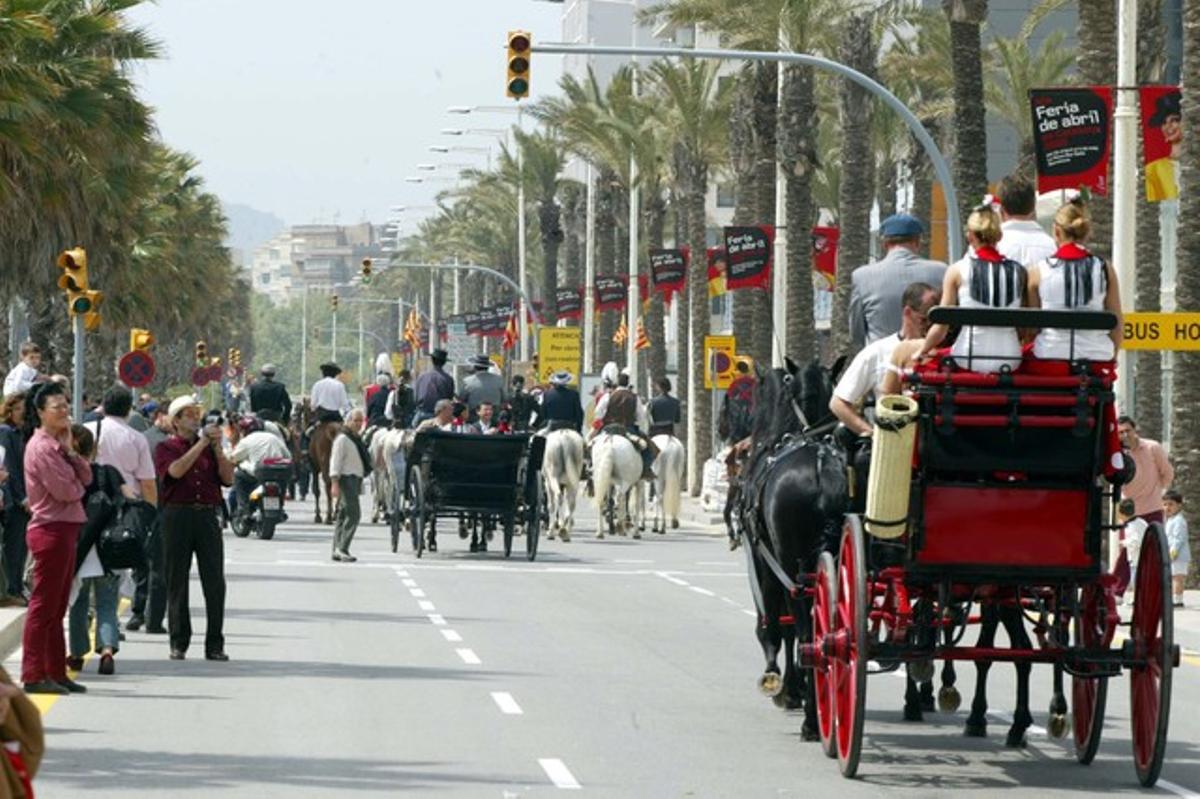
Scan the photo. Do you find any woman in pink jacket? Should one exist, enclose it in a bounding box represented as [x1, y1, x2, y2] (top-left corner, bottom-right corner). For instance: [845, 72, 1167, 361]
[21, 383, 91, 695]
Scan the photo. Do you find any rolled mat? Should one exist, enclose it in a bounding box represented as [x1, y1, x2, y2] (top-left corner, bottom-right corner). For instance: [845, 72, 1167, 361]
[865, 394, 919, 539]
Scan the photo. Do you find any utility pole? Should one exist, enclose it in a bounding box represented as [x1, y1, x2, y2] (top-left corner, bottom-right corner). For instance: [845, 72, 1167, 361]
[72, 315, 84, 419]
[583, 163, 596, 373]
[357, 306, 364, 382]
[301, 288, 308, 392]
[1113, 0, 1138, 413]
[771, 26, 789, 368]
[516, 106, 529, 363]
[625, 61, 640, 385]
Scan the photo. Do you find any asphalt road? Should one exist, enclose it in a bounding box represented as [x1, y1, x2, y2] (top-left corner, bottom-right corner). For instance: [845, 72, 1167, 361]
[21, 489, 1200, 797]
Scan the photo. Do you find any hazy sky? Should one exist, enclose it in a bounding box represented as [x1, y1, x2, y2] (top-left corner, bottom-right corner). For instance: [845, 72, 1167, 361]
[126, 1, 565, 229]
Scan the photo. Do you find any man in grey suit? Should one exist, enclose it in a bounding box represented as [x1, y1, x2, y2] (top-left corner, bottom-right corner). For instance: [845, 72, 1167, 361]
[848, 214, 948, 351]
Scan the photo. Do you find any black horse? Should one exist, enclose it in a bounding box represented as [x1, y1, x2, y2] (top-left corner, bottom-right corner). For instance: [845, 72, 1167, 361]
[737, 358, 848, 738]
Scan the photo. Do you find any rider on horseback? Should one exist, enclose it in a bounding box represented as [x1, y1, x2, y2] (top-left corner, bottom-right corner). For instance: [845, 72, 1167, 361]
[591, 364, 654, 480]
[532, 370, 584, 432]
[310, 362, 350, 423]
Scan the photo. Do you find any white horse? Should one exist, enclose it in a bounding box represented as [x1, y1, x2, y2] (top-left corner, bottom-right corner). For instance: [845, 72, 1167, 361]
[650, 434, 685, 533]
[541, 429, 585, 542]
[589, 432, 644, 539]
[370, 428, 412, 523]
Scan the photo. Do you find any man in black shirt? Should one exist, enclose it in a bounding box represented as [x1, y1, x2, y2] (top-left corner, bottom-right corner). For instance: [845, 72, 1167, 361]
[533, 371, 584, 432]
[647, 377, 681, 439]
[249, 364, 292, 424]
[412, 350, 455, 426]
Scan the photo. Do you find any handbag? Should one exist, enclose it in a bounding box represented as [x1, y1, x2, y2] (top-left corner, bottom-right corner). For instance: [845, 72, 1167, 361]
[97, 500, 151, 570]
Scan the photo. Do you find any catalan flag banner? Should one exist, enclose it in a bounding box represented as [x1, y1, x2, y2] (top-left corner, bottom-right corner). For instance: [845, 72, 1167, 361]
[613, 318, 628, 346]
[706, 247, 727, 298]
[502, 311, 519, 351]
[635, 318, 650, 351]
[404, 308, 422, 351]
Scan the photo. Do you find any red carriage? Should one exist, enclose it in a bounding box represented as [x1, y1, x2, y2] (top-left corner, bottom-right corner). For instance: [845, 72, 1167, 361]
[802, 307, 1178, 785]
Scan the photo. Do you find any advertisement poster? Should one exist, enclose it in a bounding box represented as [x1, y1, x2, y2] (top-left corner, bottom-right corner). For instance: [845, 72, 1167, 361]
[1140, 85, 1182, 202]
[594, 275, 628, 312]
[724, 226, 774, 291]
[706, 247, 727, 298]
[1030, 87, 1114, 195]
[649, 248, 688, 303]
[812, 226, 839, 290]
[555, 285, 583, 319]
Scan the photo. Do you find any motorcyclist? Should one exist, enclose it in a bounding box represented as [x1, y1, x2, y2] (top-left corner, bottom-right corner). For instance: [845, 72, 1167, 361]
[249, 364, 292, 423]
[229, 416, 291, 529]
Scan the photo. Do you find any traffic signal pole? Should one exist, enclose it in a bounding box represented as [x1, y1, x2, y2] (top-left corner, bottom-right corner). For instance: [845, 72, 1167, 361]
[72, 314, 84, 419]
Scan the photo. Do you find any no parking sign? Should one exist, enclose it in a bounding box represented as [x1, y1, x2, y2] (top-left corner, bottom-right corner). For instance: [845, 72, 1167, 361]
[118, 351, 156, 388]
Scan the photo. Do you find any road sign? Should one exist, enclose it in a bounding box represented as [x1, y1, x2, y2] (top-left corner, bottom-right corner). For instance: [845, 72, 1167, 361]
[118, 350, 156, 388]
[206, 364, 223, 383]
[704, 335, 736, 389]
[390, 352, 404, 376]
[537, 327, 582, 386]
[191, 366, 212, 387]
[445, 321, 476, 365]
[1122, 312, 1200, 351]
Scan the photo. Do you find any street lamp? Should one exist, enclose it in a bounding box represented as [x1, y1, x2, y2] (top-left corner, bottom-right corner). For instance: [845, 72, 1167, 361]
[417, 162, 474, 171]
[441, 127, 507, 137]
[404, 176, 458, 184]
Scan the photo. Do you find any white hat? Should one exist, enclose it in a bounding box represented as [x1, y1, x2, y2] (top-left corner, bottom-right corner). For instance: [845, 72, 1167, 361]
[549, 370, 573, 386]
[601, 361, 619, 386]
[168, 394, 203, 418]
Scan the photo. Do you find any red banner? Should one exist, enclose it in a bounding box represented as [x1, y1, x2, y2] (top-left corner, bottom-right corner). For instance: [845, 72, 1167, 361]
[724, 226, 774, 291]
[1030, 87, 1114, 195]
[594, 275, 628, 312]
[812, 226, 838, 290]
[650, 248, 688, 303]
[1140, 85, 1182, 202]
[707, 247, 727, 298]
[465, 310, 482, 336]
[555, 286, 583, 319]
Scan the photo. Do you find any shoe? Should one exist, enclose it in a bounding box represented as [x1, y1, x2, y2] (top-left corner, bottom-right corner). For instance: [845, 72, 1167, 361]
[469, 540, 478, 553]
[98, 653, 114, 675]
[65, 656, 84, 672]
[126, 614, 145, 632]
[338, 550, 357, 563]
[204, 651, 230, 662]
[145, 625, 168, 635]
[1173, 601, 1185, 608]
[57, 677, 87, 694]
[118, 631, 126, 641]
[169, 649, 186, 661]
[23, 681, 68, 695]
[331, 551, 344, 562]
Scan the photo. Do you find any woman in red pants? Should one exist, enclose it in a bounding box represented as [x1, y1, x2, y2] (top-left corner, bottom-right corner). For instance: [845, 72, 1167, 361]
[20, 382, 91, 695]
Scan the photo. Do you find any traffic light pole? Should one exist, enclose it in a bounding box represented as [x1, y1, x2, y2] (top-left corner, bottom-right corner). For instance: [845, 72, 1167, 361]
[72, 314, 84, 419]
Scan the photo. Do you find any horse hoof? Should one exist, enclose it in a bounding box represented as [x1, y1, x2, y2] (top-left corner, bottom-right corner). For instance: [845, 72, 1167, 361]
[758, 671, 783, 698]
[938, 685, 962, 714]
[1046, 713, 1069, 739]
[963, 721, 987, 738]
[909, 659, 935, 685]
[921, 696, 936, 713]
[313, 515, 321, 524]
[903, 705, 924, 722]
[1005, 730, 1028, 749]
[560, 532, 570, 543]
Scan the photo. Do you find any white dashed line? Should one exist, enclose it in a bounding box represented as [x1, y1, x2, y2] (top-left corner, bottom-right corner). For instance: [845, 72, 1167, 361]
[539, 758, 582, 790]
[441, 629, 463, 642]
[742, 609, 756, 617]
[655, 571, 689, 587]
[689, 586, 715, 597]
[418, 600, 436, 612]
[410, 588, 427, 598]
[427, 614, 446, 626]
[394, 569, 409, 578]
[456, 648, 482, 665]
[491, 692, 524, 715]
[401, 578, 418, 587]
[1159, 779, 1200, 799]
[720, 596, 737, 605]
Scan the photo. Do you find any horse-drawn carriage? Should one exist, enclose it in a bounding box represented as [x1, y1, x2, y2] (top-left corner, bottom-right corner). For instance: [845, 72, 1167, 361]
[744, 307, 1177, 786]
[389, 430, 545, 560]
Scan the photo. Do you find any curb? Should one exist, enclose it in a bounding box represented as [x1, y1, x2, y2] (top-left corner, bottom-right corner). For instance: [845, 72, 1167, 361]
[0, 609, 25, 662]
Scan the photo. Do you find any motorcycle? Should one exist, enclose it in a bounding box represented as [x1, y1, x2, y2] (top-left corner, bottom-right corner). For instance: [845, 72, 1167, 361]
[233, 459, 292, 540]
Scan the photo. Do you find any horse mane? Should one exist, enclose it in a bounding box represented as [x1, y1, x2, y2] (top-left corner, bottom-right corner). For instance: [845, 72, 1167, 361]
[751, 368, 802, 449]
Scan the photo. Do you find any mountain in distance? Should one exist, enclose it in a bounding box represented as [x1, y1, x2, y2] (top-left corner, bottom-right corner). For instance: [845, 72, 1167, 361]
[223, 201, 286, 268]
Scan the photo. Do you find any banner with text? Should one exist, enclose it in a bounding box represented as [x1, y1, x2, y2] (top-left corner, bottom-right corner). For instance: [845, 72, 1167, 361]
[724, 226, 774, 291]
[594, 275, 628, 312]
[555, 285, 583, 319]
[812, 226, 839, 290]
[465, 310, 482, 336]
[649, 248, 688, 303]
[1140, 85, 1182, 202]
[1030, 86, 1114, 195]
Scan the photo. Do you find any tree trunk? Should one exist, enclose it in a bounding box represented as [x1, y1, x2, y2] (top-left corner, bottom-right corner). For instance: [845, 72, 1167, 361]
[910, 120, 939, 259]
[779, 63, 819, 363]
[1135, 0, 1165, 438]
[944, 0, 989, 236]
[747, 61, 777, 365]
[1172, 0, 1200, 583]
[683, 154, 711, 495]
[730, 67, 758, 358]
[596, 171, 618, 368]
[830, 14, 877, 360]
[644, 185, 668, 384]
[672, 189, 690, 449]
[877, 157, 898, 220]
[612, 185, 631, 368]
[1077, 0, 1117, 262]
[540, 197, 563, 326]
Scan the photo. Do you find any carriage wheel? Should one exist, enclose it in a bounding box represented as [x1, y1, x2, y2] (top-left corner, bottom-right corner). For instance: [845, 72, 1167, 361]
[1130, 522, 1174, 787]
[832, 515, 868, 778]
[1073, 583, 1111, 764]
[814, 551, 838, 759]
[410, 471, 426, 559]
[526, 479, 541, 562]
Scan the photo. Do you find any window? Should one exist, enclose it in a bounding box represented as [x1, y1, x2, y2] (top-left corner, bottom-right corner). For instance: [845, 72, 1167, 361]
[716, 182, 736, 208]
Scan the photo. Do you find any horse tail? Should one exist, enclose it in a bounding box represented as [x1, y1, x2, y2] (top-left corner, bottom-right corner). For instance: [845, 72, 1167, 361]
[545, 431, 566, 489]
[563, 431, 584, 489]
[661, 439, 684, 521]
[592, 435, 615, 512]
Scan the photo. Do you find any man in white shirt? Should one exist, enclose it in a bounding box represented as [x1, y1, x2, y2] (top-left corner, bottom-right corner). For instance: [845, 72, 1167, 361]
[329, 409, 368, 562]
[229, 416, 291, 527]
[831, 282, 939, 436]
[2, 342, 41, 398]
[995, 174, 1056, 267]
[310, 362, 351, 423]
[85, 385, 157, 503]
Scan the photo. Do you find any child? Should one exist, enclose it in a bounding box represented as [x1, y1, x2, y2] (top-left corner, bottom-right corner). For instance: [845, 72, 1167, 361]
[1164, 490, 1189, 608]
[1118, 499, 1147, 606]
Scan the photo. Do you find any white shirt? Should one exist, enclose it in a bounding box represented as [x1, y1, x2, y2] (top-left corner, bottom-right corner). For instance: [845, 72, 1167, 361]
[1032, 254, 1114, 361]
[330, 432, 365, 478]
[310, 377, 351, 415]
[2, 362, 37, 397]
[230, 431, 290, 475]
[833, 333, 901, 405]
[84, 416, 155, 499]
[949, 252, 1024, 373]
[998, 219, 1057, 267]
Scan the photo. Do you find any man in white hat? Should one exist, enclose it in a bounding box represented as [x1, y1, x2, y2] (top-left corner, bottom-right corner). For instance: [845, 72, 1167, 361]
[532, 370, 583, 432]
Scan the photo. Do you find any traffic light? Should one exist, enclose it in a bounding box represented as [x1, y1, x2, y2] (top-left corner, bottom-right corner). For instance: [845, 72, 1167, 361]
[331, 294, 339, 311]
[506, 30, 531, 99]
[361, 258, 373, 285]
[231, 348, 242, 369]
[195, 340, 207, 365]
[56, 247, 90, 315]
[82, 291, 103, 331]
[130, 328, 154, 352]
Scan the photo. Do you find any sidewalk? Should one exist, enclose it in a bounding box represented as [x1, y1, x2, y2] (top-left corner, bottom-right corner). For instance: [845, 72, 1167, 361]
[678, 491, 726, 532]
[0, 607, 23, 661]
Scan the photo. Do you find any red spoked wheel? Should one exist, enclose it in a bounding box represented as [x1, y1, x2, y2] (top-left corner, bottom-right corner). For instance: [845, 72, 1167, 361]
[813, 551, 837, 759]
[1130, 522, 1174, 787]
[1072, 582, 1112, 764]
[832, 516, 868, 778]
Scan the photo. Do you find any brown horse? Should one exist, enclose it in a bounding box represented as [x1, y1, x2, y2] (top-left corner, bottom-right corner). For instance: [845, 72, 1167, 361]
[295, 402, 338, 525]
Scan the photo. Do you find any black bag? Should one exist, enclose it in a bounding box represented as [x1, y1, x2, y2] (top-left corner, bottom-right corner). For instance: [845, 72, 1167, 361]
[97, 500, 153, 570]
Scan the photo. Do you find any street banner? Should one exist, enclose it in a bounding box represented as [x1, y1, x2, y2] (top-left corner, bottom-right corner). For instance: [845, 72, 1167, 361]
[594, 275, 628, 312]
[613, 318, 628, 346]
[555, 285, 584, 319]
[637, 273, 650, 311]
[703, 335, 736, 390]
[635, 318, 650, 351]
[481, 306, 505, 338]
[465, 310, 482, 336]
[1140, 85, 1182, 202]
[707, 247, 727, 298]
[650, 248, 688, 303]
[724, 226, 774, 291]
[1030, 86, 1114, 195]
[812, 226, 839, 290]
[536, 326, 582, 386]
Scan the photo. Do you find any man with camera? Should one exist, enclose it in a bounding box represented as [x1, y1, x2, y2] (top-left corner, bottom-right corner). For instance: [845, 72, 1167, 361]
[154, 396, 235, 662]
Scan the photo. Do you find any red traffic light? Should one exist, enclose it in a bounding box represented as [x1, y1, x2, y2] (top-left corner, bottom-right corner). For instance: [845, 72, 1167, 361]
[509, 33, 530, 53]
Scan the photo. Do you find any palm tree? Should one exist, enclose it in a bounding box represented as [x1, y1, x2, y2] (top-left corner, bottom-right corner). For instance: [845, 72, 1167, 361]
[1077, 0, 1117, 262]
[515, 129, 568, 325]
[943, 0, 989, 232]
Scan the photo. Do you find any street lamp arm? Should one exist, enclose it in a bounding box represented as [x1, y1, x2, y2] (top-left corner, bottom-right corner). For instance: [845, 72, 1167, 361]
[385, 261, 543, 325]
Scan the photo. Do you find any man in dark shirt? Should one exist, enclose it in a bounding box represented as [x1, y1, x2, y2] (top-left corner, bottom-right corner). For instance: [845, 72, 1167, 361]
[128, 402, 171, 633]
[155, 395, 235, 662]
[249, 364, 292, 424]
[534, 371, 584, 432]
[412, 349, 455, 425]
[647, 377, 681, 439]
[508, 376, 536, 431]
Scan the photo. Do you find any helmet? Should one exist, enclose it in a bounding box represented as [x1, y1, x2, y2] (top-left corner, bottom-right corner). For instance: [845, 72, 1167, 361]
[238, 416, 263, 435]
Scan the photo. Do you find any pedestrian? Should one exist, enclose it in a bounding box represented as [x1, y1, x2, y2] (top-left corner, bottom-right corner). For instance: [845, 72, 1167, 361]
[1117, 499, 1147, 607]
[67, 424, 128, 677]
[129, 400, 171, 634]
[717, 359, 756, 445]
[155, 395, 234, 662]
[1164, 489, 1189, 608]
[460, 355, 505, 418]
[2, 343, 41, 398]
[995, 174, 1057, 267]
[249, 364, 292, 425]
[365, 373, 391, 429]
[385, 369, 415, 430]
[329, 409, 368, 563]
[0, 392, 29, 606]
[412, 349, 454, 425]
[647, 377, 681, 439]
[848, 214, 947, 351]
[20, 382, 91, 694]
[1117, 415, 1174, 596]
[309, 362, 351, 423]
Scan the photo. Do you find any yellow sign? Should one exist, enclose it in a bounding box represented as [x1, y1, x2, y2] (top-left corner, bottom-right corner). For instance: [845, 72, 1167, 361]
[1122, 312, 1200, 351]
[704, 335, 737, 389]
[537, 326, 583, 386]
[391, 353, 405, 376]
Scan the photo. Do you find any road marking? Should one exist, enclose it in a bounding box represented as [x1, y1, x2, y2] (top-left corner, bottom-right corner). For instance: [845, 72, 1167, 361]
[427, 614, 447, 626]
[689, 586, 715, 597]
[742, 609, 756, 617]
[613, 559, 654, 564]
[538, 758, 582, 790]
[491, 692, 524, 715]
[418, 600, 436, 612]
[401, 578, 418, 587]
[1158, 779, 1200, 798]
[441, 629, 463, 642]
[410, 588, 427, 598]
[654, 571, 689, 587]
[720, 596, 738, 605]
[456, 648, 482, 665]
